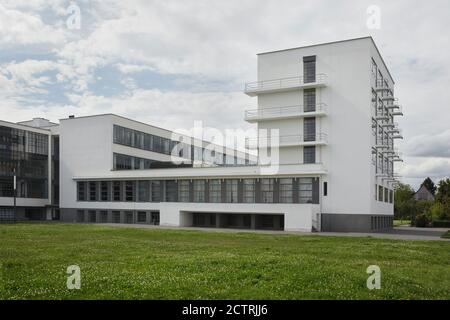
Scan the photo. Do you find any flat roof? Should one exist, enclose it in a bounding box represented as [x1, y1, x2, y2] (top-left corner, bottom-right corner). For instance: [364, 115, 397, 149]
[0, 119, 51, 134]
[257, 36, 394, 84]
[72, 163, 327, 180]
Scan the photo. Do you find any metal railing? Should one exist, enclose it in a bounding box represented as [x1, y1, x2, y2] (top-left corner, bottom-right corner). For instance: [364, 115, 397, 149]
[245, 132, 328, 149]
[245, 74, 328, 92]
[244, 103, 327, 120]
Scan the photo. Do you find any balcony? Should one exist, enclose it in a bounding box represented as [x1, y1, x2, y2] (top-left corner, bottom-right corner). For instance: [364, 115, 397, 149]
[381, 121, 398, 128]
[244, 74, 327, 96]
[391, 105, 403, 116]
[245, 133, 328, 149]
[244, 103, 327, 122]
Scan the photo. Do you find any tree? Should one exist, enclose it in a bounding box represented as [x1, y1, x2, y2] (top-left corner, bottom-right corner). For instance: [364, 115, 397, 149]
[394, 183, 415, 203]
[436, 178, 450, 203]
[420, 177, 436, 195]
[394, 183, 416, 220]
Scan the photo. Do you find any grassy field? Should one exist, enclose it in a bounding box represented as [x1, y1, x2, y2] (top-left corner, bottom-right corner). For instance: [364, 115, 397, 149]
[0, 223, 449, 300]
[394, 219, 411, 226]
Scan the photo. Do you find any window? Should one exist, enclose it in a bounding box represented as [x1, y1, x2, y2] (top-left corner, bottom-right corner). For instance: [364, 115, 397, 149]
[89, 181, 97, 201]
[279, 178, 293, 203]
[303, 117, 316, 142]
[137, 211, 147, 223]
[303, 88, 316, 112]
[114, 153, 132, 170]
[303, 56, 316, 83]
[165, 180, 177, 202]
[77, 182, 86, 201]
[389, 190, 394, 204]
[113, 181, 121, 201]
[378, 185, 383, 202]
[243, 179, 255, 203]
[151, 181, 161, 202]
[261, 179, 274, 203]
[178, 180, 190, 202]
[299, 178, 313, 203]
[100, 181, 108, 201]
[138, 181, 149, 202]
[303, 146, 316, 164]
[125, 181, 134, 202]
[384, 187, 389, 203]
[324, 182, 328, 196]
[209, 180, 221, 203]
[193, 180, 205, 202]
[226, 179, 238, 203]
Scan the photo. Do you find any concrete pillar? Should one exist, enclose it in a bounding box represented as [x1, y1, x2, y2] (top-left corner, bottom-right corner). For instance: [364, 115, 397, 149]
[251, 214, 256, 229]
[216, 213, 221, 228]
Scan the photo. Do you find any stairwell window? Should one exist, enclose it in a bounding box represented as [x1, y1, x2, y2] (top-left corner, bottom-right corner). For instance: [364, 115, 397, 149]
[303, 146, 316, 164]
[304, 117, 316, 142]
[303, 56, 316, 83]
[303, 89, 316, 112]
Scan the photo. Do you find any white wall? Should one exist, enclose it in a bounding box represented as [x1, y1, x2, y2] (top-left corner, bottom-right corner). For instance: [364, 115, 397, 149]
[159, 202, 317, 232]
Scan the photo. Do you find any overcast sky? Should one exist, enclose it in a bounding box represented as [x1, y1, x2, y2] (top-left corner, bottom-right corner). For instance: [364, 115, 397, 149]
[0, 0, 449, 189]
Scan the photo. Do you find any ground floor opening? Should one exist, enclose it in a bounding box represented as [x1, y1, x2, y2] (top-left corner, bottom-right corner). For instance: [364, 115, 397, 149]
[0, 207, 47, 222]
[190, 213, 284, 231]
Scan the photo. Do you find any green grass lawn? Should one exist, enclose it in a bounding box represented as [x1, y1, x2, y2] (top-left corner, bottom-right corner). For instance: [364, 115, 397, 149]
[394, 219, 411, 226]
[0, 223, 449, 300]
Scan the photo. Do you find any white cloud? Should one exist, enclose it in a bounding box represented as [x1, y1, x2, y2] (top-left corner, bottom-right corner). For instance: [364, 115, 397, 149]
[0, 3, 65, 46]
[115, 63, 154, 74]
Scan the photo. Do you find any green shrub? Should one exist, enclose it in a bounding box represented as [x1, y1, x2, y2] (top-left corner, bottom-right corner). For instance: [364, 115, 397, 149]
[432, 220, 450, 228]
[414, 213, 430, 227]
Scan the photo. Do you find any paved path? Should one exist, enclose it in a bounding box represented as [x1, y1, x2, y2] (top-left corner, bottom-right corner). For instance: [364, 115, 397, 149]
[100, 223, 449, 241]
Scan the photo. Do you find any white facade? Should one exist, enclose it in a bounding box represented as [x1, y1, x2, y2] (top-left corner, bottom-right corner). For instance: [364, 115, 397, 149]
[1, 37, 402, 232]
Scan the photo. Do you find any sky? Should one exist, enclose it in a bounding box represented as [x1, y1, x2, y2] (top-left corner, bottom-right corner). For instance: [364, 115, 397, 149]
[0, 0, 449, 190]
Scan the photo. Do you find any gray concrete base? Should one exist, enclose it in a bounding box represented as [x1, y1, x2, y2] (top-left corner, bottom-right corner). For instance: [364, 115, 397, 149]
[321, 213, 393, 232]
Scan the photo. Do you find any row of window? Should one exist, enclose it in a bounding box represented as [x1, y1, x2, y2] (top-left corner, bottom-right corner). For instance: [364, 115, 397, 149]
[113, 153, 193, 170]
[76, 209, 160, 225]
[77, 177, 319, 204]
[375, 184, 394, 204]
[113, 125, 249, 167]
[0, 126, 48, 155]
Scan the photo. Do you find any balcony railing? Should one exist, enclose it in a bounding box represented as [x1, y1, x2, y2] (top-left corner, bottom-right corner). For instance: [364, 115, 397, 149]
[245, 133, 328, 149]
[244, 74, 327, 96]
[244, 103, 327, 121]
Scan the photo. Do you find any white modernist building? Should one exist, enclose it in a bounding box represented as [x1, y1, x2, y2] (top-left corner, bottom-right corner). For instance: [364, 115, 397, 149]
[0, 37, 403, 232]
